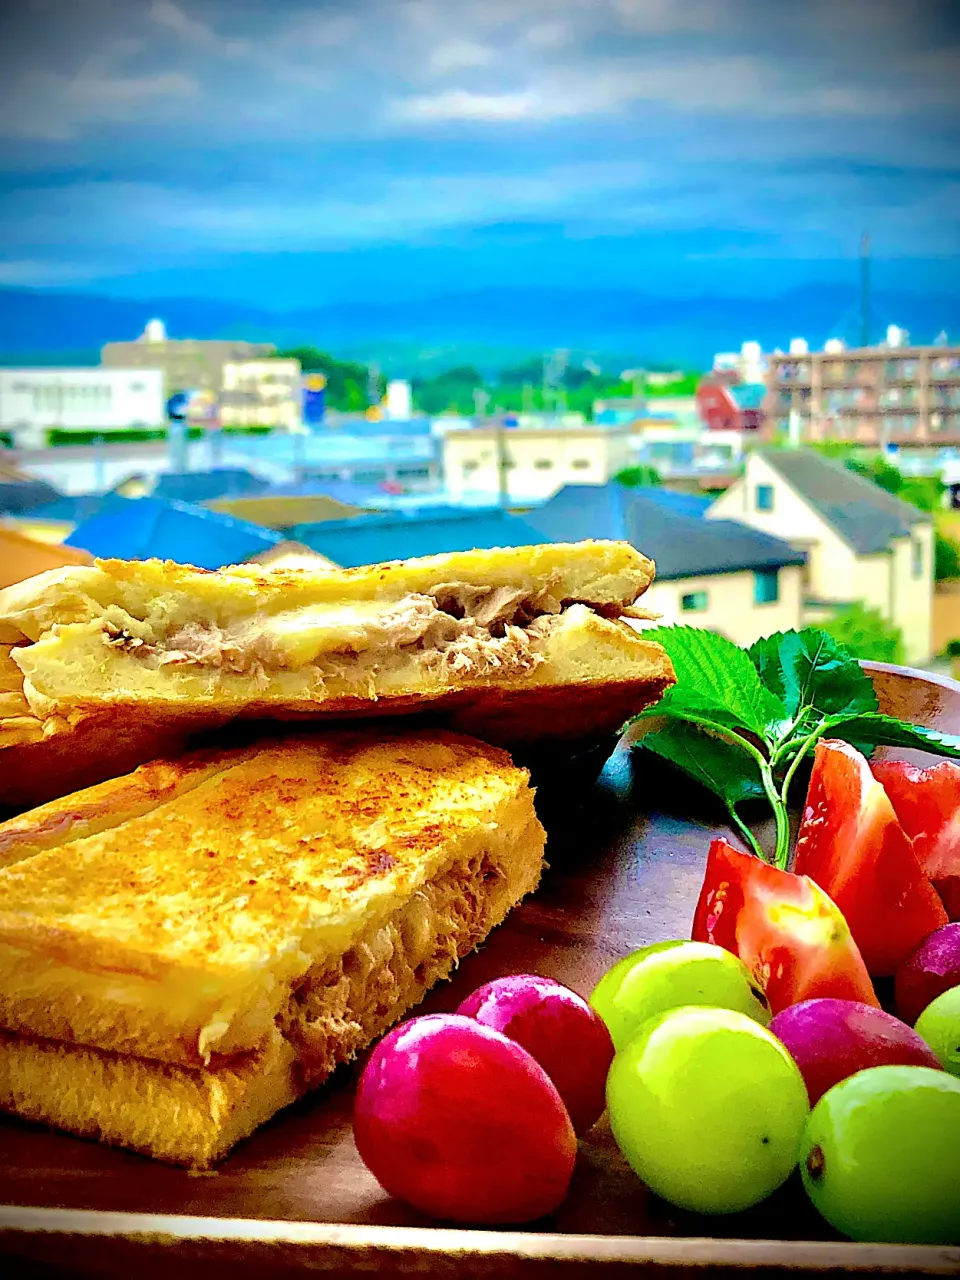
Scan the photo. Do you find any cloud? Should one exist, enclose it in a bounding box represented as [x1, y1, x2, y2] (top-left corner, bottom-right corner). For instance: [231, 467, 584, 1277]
[147, 0, 248, 57]
[427, 39, 496, 75]
[0, 63, 197, 142]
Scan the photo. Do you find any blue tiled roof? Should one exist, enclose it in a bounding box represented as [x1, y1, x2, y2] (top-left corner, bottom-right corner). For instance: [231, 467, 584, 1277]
[291, 509, 548, 568]
[153, 468, 271, 504]
[620, 486, 711, 518]
[65, 497, 282, 569]
[525, 485, 805, 580]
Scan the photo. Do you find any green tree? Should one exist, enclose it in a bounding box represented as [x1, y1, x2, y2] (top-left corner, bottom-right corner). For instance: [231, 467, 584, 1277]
[935, 532, 960, 581]
[276, 346, 383, 410]
[822, 603, 905, 664]
[615, 466, 662, 487]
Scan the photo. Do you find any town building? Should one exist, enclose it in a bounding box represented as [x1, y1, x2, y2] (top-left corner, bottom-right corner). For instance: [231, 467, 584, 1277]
[707, 450, 934, 663]
[101, 319, 276, 398]
[443, 425, 633, 503]
[219, 358, 302, 429]
[764, 337, 960, 447]
[523, 484, 805, 647]
[0, 368, 165, 448]
[696, 380, 767, 433]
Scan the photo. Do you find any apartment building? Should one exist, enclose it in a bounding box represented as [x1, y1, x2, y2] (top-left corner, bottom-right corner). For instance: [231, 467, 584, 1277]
[443, 425, 632, 502]
[766, 340, 960, 447]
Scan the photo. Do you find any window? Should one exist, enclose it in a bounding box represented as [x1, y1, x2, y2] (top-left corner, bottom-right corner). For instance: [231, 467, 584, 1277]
[754, 569, 780, 605]
[534, 458, 553, 470]
[681, 591, 708, 612]
[912, 538, 924, 579]
[755, 484, 775, 512]
[571, 458, 591, 470]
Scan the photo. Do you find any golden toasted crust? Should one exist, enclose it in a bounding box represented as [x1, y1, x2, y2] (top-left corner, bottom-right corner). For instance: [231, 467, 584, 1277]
[0, 541, 654, 643]
[0, 730, 543, 1068]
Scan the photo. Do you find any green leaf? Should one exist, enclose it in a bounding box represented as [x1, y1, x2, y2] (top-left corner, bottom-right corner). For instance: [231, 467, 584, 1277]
[639, 625, 787, 742]
[748, 627, 878, 719]
[641, 721, 767, 809]
[821, 713, 960, 761]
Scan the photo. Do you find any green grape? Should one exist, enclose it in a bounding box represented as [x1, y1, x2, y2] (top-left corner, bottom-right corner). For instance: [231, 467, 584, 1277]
[914, 984, 960, 1078]
[606, 1006, 808, 1214]
[590, 940, 770, 1052]
[800, 1065, 960, 1244]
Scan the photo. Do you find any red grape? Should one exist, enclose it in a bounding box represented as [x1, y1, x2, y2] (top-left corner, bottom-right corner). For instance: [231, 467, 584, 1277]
[456, 973, 614, 1133]
[354, 1014, 576, 1224]
[770, 998, 942, 1105]
[895, 923, 960, 1026]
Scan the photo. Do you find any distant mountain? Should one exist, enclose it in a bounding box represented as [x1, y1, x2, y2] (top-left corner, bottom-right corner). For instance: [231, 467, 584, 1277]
[0, 284, 956, 373]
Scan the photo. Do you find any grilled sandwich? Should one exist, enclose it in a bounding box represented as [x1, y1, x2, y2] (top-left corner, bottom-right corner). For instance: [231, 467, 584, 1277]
[0, 541, 673, 806]
[0, 729, 545, 1165]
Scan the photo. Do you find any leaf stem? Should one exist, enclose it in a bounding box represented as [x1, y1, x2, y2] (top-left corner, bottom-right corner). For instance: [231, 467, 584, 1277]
[727, 803, 768, 862]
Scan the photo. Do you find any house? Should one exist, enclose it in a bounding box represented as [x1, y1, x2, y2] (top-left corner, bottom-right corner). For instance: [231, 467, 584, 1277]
[292, 509, 548, 569]
[65, 496, 282, 570]
[696, 379, 767, 433]
[523, 485, 805, 647]
[707, 450, 933, 662]
[443, 425, 633, 503]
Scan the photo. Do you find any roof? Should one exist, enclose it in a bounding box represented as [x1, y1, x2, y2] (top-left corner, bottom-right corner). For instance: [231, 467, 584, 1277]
[759, 450, 928, 555]
[618, 486, 712, 519]
[0, 523, 93, 590]
[729, 383, 766, 411]
[291, 508, 549, 569]
[524, 485, 805, 580]
[152, 468, 271, 504]
[207, 493, 361, 529]
[0, 479, 61, 515]
[65, 497, 282, 570]
[27, 494, 112, 524]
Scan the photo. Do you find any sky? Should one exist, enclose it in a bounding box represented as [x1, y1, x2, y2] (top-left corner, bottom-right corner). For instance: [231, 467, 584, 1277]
[0, 0, 958, 310]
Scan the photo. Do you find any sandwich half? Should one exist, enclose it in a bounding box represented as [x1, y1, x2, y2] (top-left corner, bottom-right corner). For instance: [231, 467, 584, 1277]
[0, 729, 545, 1165]
[0, 542, 673, 791]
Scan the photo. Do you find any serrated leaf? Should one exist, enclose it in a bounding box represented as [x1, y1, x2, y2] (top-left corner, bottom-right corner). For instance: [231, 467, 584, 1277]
[639, 625, 787, 743]
[822, 713, 960, 760]
[641, 720, 767, 809]
[748, 627, 878, 720]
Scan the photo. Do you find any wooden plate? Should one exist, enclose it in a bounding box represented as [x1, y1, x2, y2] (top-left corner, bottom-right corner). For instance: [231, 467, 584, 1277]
[2, 663, 959, 1277]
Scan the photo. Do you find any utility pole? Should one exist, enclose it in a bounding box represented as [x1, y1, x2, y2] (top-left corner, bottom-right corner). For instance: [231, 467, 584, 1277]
[860, 232, 871, 349]
[495, 418, 509, 509]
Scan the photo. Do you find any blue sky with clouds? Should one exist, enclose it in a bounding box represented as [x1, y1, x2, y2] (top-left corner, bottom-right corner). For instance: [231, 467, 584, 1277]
[0, 0, 957, 308]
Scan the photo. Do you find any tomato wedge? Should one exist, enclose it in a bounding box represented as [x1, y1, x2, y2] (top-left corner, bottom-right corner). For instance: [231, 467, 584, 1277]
[871, 759, 960, 922]
[692, 837, 878, 1013]
[794, 740, 948, 976]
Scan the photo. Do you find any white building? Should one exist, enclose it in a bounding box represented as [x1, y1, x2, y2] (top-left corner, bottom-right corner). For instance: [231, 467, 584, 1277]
[219, 359, 301, 429]
[0, 368, 165, 448]
[443, 425, 633, 502]
[385, 380, 413, 420]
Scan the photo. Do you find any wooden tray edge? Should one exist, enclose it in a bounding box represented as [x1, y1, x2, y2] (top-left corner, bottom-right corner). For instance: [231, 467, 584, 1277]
[1, 1207, 958, 1276]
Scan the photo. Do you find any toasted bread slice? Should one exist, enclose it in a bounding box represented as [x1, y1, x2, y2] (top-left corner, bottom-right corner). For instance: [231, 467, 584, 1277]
[0, 544, 671, 761]
[0, 731, 545, 1070]
[0, 1029, 300, 1169]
